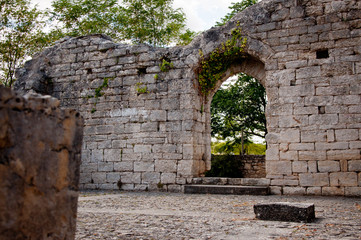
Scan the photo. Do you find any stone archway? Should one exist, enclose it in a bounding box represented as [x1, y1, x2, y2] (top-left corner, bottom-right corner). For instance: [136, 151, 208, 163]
[200, 54, 267, 173]
[15, 0, 361, 196]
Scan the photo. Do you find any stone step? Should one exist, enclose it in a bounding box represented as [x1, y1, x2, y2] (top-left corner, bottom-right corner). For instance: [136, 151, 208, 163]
[191, 177, 270, 186]
[184, 185, 270, 195]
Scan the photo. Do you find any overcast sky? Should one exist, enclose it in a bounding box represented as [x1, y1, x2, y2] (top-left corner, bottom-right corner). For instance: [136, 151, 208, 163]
[31, 0, 236, 32]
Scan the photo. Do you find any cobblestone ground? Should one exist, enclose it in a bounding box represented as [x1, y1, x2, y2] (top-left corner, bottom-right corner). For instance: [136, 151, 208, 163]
[76, 191, 361, 240]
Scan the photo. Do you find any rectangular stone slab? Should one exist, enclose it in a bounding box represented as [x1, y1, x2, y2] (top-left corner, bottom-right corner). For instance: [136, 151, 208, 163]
[254, 202, 315, 222]
[184, 185, 269, 195]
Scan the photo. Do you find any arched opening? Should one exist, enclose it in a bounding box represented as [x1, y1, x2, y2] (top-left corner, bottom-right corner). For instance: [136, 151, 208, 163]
[201, 55, 267, 178]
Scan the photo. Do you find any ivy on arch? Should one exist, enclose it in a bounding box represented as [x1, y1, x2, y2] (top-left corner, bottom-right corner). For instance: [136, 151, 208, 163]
[196, 26, 247, 99]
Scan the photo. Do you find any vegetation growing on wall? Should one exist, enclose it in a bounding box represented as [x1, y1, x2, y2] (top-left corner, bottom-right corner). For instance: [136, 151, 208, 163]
[159, 59, 174, 72]
[88, 77, 110, 113]
[196, 26, 247, 98]
[135, 82, 149, 94]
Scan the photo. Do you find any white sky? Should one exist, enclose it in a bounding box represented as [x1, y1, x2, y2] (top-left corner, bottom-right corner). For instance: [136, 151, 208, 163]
[31, 0, 236, 32]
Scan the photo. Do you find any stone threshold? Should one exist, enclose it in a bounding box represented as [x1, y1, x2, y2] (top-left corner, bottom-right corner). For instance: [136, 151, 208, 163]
[184, 185, 270, 195]
[191, 177, 270, 186]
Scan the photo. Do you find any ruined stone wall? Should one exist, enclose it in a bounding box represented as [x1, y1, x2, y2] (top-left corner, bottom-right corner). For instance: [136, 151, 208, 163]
[0, 87, 83, 239]
[16, 35, 205, 192]
[15, 0, 361, 196]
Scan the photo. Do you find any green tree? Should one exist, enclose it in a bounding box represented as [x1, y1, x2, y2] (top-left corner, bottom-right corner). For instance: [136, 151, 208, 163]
[0, 0, 48, 87]
[176, 29, 198, 46]
[49, 0, 126, 41]
[215, 0, 257, 26]
[122, 0, 192, 46]
[211, 74, 267, 153]
[49, 0, 195, 46]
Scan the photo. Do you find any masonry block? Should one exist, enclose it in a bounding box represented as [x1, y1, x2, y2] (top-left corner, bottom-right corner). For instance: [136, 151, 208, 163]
[292, 161, 308, 173]
[283, 187, 306, 195]
[348, 160, 361, 171]
[266, 161, 292, 175]
[306, 187, 321, 195]
[254, 203, 315, 222]
[330, 172, 358, 187]
[318, 161, 340, 172]
[299, 173, 329, 186]
[322, 187, 345, 196]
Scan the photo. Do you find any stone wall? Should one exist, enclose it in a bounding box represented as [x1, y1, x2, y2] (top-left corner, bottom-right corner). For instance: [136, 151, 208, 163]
[14, 0, 361, 196]
[211, 155, 266, 178]
[0, 87, 83, 239]
[239, 155, 266, 178]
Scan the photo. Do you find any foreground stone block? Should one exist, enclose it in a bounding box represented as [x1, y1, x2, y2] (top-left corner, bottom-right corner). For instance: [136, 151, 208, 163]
[254, 202, 315, 222]
[0, 87, 83, 240]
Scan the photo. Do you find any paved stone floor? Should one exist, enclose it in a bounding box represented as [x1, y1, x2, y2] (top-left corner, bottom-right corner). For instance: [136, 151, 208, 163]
[75, 191, 361, 240]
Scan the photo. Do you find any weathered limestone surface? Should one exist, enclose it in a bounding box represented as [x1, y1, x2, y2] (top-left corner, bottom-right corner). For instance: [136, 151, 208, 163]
[254, 202, 315, 223]
[0, 87, 83, 239]
[14, 0, 361, 196]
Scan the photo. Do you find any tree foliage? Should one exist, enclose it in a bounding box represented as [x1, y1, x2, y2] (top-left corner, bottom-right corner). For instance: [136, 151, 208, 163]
[0, 0, 48, 87]
[49, 0, 126, 41]
[211, 74, 267, 149]
[49, 0, 195, 46]
[0, 0, 195, 87]
[122, 0, 192, 46]
[215, 0, 257, 26]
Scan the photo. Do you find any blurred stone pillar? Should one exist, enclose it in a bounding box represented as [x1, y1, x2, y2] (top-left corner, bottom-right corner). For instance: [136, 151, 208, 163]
[0, 87, 83, 239]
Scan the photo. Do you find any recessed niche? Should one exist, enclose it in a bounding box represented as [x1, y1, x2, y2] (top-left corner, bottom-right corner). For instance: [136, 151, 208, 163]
[290, 80, 296, 86]
[137, 67, 147, 75]
[316, 49, 329, 59]
[318, 106, 325, 114]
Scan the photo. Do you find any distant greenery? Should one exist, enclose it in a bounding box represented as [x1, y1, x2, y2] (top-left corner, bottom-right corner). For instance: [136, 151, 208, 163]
[49, 0, 126, 41]
[211, 74, 267, 149]
[121, 0, 194, 46]
[0, 0, 50, 87]
[0, 0, 196, 87]
[216, 0, 257, 26]
[49, 0, 196, 46]
[211, 141, 266, 155]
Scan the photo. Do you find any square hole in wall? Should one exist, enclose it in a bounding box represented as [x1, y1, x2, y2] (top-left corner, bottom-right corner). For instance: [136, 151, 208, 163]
[137, 67, 147, 75]
[318, 106, 325, 114]
[316, 49, 329, 59]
